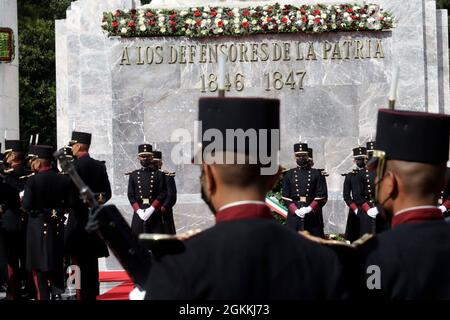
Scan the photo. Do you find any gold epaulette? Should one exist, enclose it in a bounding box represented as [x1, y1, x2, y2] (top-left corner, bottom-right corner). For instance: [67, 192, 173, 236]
[19, 173, 34, 180]
[299, 231, 373, 249]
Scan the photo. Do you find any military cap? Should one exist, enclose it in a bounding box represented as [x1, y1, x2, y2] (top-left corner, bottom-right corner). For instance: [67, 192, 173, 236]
[374, 109, 450, 164]
[69, 131, 92, 145]
[353, 147, 367, 159]
[27, 145, 39, 159]
[138, 144, 153, 156]
[34, 145, 54, 160]
[294, 143, 308, 154]
[4, 140, 23, 153]
[308, 148, 313, 159]
[153, 150, 162, 160]
[197, 97, 280, 164]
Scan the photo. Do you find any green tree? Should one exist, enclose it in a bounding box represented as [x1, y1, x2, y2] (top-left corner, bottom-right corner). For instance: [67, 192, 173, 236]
[18, 0, 73, 147]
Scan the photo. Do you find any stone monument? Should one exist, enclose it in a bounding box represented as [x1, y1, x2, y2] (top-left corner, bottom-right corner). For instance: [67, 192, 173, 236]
[56, 0, 449, 247]
[0, 0, 20, 145]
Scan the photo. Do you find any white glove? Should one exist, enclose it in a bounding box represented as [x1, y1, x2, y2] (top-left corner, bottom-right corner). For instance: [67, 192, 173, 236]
[439, 205, 448, 214]
[19, 191, 24, 199]
[354, 208, 358, 215]
[129, 287, 146, 300]
[303, 206, 313, 214]
[295, 208, 305, 219]
[145, 206, 156, 217]
[136, 209, 146, 220]
[367, 207, 379, 219]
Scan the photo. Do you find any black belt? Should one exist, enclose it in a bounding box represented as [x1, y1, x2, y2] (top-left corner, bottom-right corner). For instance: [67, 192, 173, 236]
[29, 209, 64, 219]
[138, 198, 154, 205]
[291, 196, 313, 203]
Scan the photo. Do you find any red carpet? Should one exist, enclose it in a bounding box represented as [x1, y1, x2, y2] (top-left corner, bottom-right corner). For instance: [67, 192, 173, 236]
[98, 271, 134, 300]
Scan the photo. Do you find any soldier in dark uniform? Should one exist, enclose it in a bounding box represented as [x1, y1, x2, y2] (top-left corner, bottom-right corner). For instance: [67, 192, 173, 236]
[22, 145, 70, 300]
[127, 144, 167, 235]
[343, 147, 367, 242]
[141, 97, 347, 299]
[2, 140, 33, 300]
[282, 143, 328, 237]
[360, 109, 450, 299]
[152, 150, 177, 235]
[65, 131, 111, 300]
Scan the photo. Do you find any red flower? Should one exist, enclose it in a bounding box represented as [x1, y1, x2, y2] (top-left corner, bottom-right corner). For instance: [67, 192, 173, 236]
[281, 17, 289, 23]
[315, 17, 321, 24]
[128, 21, 136, 28]
[217, 20, 224, 28]
[169, 13, 177, 19]
[149, 20, 156, 26]
[170, 20, 177, 26]
[300, 8, 306, 14]
[379, 16, 385, 21]
[227, 11, 234, 17]
[351, 15, 358, 20]
[196, 19, 202, 26]
[242, 9, 250, 17]
[114, 10, 121, 17]
[266, 17, 272, 23]
[111, 21, 119, 28]
[302, 16, 307, 23]
[194, 10, 202, 17]
[210, 10, 217, 17]
[313, 9, 321, 16]
[242, 21, 249, 28]
[347, 8, 353, 13]
[146, 11, 154, 17]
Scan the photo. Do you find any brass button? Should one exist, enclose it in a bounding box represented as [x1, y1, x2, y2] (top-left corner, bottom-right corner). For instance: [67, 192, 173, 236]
[43, 231, 47, 235]
[44, 223, 47, 227]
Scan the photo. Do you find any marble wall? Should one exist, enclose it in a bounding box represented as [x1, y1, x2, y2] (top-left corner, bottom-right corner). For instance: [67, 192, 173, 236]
[0, 0, 20, 145]
[56, 0, 449, 244]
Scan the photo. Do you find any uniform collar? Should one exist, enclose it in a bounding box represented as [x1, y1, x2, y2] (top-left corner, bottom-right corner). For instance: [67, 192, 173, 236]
[76, 151, 89, 159]
[391, 206, 444, 228]
[38, 166, 52, 173]
[215, 201, 273, 223]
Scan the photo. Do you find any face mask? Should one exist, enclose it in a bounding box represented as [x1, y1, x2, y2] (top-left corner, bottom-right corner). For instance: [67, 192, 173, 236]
[296, 158, 308, 167]
[140, 159, 152, 167]
[200, 169, 216, 214]
[356, 159, 366, 168]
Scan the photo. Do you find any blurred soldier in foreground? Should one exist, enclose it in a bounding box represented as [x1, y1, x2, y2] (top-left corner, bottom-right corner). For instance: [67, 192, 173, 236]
[22, 146, 70, 300]
[127, 144, 167, 235]
[152, 150, 177, 235]
[140, 97, 347, 299]
[361, 109, 450, 299]
[66, 131, 111, 300]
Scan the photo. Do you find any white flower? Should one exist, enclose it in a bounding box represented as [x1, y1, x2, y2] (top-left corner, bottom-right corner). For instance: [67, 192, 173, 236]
[216, 13, 222, 19]
[191, 20, 196, 25]
[223, 20, 229, 25]
[347, 16, 353, 22]
[358, 22, 365, 27]
[308, 20, 314, 26]
[121, 27, 127, 34]
[233, 8, 239, 14]
[207, 18, 211, 24]
[186, 29, 191, 35]
[158, 16, 165, 23]
[140, 24, 146, 31]
[203, 13, 208, 18]
[343, 12, 349, 18]
[322, 25, 328, 30]
[332, 23, 337, 29]
[201, 30, 208, 35]
[331, 14, 336, 20]
[180, 10, 188, 17]
[120, 19, 126, 25]
[386, 17, 392, 21]
[217, 8, 223, 13]
[123, 9, 129, 14]
[263, 6, 269, 10]
[139, 18, 145, 24]
[268, 25, 273, 30]
[367, 17, 375, 24]
[158, 22, 164, 27]
[101, 21, 107, 26]
[204, 6, 210, 13]
[160, 27, 166, 33]
[191, 7, 197, 12]
[308, 15, 314, 20]
[234, 29, 240, 34]
[321, 13, 327, 19]
[234, 18, 240, 24]
[186, 18, 193, 24]
[250, 9, 256, 14]
[252, 19, 257, 25]
[216, 27, 223, 33]
[354, 6, 360, 11]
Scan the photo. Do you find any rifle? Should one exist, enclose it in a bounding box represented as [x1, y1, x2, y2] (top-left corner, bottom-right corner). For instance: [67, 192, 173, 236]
[54, 149, 152, 289]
